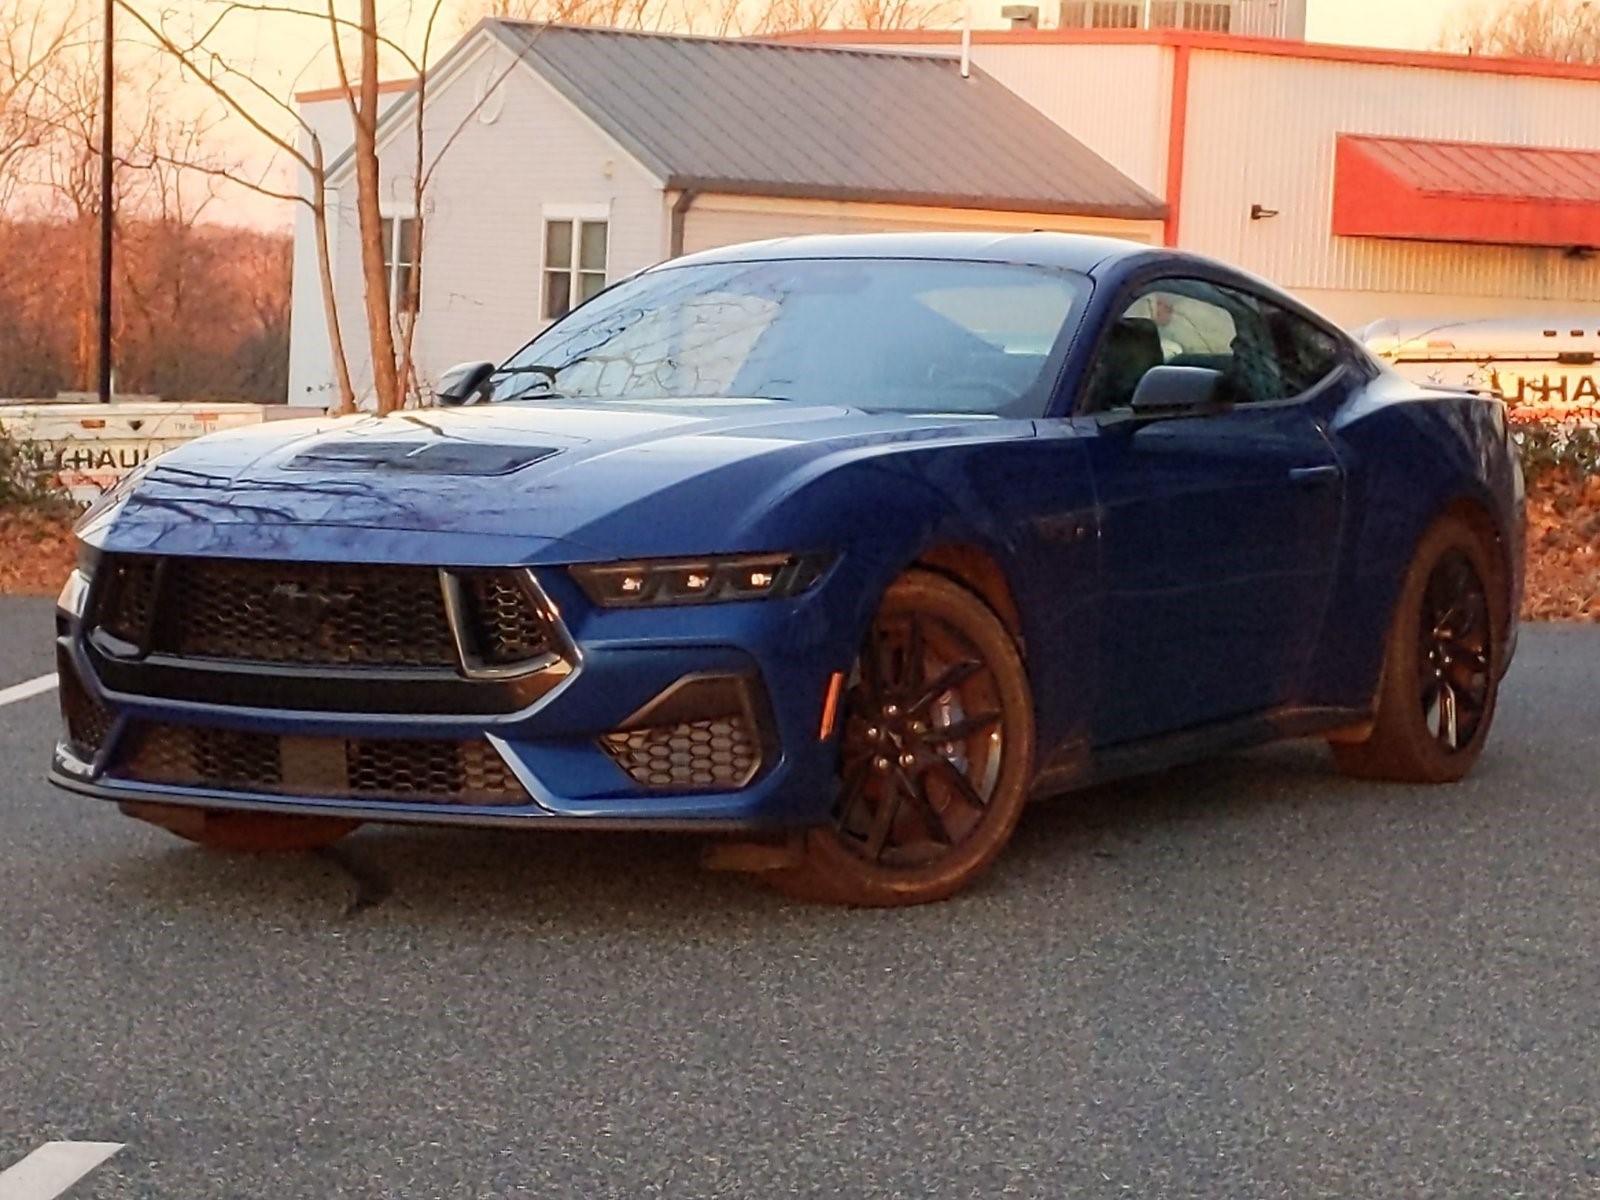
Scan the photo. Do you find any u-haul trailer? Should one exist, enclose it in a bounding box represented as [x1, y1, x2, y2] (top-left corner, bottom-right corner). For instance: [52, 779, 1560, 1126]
[0, 400, 325, 504]
[1360, 318, 1600, 416]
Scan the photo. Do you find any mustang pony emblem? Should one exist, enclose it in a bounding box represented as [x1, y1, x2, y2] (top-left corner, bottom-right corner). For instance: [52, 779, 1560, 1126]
[265, 582, 356, 636]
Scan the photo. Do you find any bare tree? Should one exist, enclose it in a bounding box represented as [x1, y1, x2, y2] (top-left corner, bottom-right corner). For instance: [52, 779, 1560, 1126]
[462, 0, 946, 37]
[839, 0, 955, 29]
[0, 2, 84, 213]
[1447, 0, 1600, 62]
[122, 0, 547, 413]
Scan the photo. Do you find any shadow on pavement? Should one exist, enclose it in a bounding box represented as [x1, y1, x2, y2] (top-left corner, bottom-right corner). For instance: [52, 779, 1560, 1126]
[81, 737, 1370, 929]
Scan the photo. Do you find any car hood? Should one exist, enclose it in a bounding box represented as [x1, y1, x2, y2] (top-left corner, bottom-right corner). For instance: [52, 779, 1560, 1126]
[92, 399, 1029, 563]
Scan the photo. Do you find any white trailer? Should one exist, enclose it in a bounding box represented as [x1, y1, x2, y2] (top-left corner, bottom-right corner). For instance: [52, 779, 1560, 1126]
[0, 401, 324, 504]
[1360, 318, 1600, 417]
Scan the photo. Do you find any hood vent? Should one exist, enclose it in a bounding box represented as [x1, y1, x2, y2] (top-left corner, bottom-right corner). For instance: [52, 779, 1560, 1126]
[284, 440, 561, 476]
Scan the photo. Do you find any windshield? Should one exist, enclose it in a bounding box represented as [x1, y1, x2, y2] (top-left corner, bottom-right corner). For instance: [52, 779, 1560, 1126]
[487, 257, 1090, 416]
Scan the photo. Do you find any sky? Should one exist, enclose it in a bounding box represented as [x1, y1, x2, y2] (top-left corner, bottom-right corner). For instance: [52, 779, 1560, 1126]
[1307, 0, 1466, 49]
[102, 0, 1476, 230]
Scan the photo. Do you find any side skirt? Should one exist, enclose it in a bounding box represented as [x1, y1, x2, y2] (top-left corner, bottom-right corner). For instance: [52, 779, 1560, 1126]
[1029, 705, 1373, 801]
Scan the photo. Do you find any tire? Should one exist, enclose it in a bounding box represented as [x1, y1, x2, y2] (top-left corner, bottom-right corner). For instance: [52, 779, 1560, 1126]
[766, 569, 1035, 907]
[119, 801, 360, 853]
[1331, 514, 1505, 784]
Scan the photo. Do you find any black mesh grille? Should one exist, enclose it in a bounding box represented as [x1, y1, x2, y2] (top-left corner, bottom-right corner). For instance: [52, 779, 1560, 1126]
[98, 556, 159, 644]
[123, 723, 282, 791]
[58, 654, 113, 759]
[159, 559, 457, 667]
[346, 738, 525, 801]
[457, 572, 554, 666]
[114, 723, 528, 806]
[92, 556, 564, 677]
[600, 715, 760, 790]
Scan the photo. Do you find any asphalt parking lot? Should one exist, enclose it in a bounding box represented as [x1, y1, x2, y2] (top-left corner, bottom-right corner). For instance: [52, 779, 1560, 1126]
[2, 595, 1598, 1198]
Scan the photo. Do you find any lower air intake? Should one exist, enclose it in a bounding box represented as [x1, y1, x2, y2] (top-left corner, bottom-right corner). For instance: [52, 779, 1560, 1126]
[600, 715, 760, 790]
[58, 654, 114, 760]
[115, 724, 529, 806]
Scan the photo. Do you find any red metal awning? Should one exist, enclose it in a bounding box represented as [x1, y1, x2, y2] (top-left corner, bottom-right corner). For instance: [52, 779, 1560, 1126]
[1332, 134, 1600, 248]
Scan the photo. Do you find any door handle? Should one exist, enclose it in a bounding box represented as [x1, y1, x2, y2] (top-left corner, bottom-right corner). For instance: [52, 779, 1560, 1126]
[1288, 464, 1340, 486]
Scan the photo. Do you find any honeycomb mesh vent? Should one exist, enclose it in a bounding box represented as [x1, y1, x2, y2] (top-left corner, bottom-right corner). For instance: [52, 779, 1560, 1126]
[458, 572, 554, 666]
[58, 655, 113, 759]
[600, 716, 759, 790]
[162, 559, 458, 668]
[115, 723, 527, 806]
[97, 555, 159, 645]
[124, 723, 282, 791]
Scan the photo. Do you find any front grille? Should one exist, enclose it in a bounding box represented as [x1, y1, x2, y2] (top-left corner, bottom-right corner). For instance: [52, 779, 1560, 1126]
[161, 559, 457, 667]
[89, 556, 565, 679]
[59, 653, 114, 759]
[601, 715, 760, 790]
[115, 723, 529, 806]
[455, 572, 554, 667]
[98, 556, 159, 644]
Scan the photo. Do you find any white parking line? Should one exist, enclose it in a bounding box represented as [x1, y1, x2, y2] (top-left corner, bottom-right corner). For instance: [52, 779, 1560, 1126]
[0, 1142, 122, 1200]
[0, 674, 56, 708]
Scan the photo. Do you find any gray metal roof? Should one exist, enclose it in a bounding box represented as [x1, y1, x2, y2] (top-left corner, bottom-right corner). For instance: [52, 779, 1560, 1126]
[461, 23, 1165, 221]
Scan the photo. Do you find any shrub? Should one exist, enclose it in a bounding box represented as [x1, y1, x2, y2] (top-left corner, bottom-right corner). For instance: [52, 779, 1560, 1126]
[1510, 410, 1600, 484]
[0, 433, 79, 515]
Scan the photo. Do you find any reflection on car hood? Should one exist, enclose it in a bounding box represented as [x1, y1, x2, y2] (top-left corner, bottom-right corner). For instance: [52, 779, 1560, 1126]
[94, 399, 1025, 562]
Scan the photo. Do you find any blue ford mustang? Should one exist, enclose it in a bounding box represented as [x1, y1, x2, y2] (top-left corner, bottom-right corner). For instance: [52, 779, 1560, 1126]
[52, 234, 1524, 905]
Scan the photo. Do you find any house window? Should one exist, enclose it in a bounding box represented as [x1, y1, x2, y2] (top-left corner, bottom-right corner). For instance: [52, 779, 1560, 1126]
[381, 215, 419, 314]
[543, 218, 608, 320]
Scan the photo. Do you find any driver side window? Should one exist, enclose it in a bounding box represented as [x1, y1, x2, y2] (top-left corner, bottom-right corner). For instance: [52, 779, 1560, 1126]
[1082, 280, 1286, 412]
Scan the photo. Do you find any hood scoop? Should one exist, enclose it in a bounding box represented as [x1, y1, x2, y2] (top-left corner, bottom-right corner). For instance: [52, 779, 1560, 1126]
[283, 440, 561, 476]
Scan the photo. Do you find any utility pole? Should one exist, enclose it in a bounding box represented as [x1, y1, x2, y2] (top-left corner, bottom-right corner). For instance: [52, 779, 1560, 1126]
[97, 0, 114, 404]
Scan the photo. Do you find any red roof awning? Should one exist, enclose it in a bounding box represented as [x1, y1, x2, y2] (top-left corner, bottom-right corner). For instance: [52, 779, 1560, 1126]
[1332, 135, 1600, 249]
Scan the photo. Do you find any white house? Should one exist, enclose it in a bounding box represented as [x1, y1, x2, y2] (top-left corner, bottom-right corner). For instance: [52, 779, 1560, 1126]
[286, 22, 1166, 406]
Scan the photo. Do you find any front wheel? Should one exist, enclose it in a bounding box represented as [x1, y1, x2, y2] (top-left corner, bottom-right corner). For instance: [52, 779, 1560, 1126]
[1331, 515, 1506, 784]
[767, 569, 1035, 907]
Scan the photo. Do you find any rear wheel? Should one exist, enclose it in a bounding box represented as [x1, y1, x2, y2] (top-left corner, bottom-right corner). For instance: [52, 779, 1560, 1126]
[120, 801, 360, 853]
[1332, 515, 1505, 783]
[767, 570, 1034, 907]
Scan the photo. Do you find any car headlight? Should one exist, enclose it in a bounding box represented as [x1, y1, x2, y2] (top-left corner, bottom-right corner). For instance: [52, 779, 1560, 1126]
[570, 552, 832, 607]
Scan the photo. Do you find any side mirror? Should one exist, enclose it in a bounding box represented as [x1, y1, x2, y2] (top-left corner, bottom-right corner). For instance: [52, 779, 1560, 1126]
[1129, 365, 1227, 417]
[435, 360, 496, 406]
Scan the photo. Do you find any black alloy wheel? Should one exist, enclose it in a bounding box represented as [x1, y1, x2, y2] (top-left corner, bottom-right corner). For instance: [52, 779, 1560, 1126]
[768, 569, 1034, 906]
[834, 609, 1004, 866]
[1418, 549, 1492, 753]
[1332, 514, 1505, 784]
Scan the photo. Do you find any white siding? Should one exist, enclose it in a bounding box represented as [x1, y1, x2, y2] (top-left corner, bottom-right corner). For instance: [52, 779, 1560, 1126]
[322, 37, 665, 405]
[286, 95, 358, 406]
[1180, 50, 1600, 324]
[680, 194, 1162, 256]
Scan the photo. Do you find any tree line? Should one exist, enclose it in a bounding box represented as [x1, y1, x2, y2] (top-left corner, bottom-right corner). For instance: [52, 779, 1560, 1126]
[1, 1, 291, 403]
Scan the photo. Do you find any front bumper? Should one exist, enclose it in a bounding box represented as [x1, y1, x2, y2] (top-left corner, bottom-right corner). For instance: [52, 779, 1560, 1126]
[50, 556, 858, 832]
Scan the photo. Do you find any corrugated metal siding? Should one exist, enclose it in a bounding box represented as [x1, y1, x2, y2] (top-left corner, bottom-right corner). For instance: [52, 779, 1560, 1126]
[1180, 51, 1600, 313]
[971, 43, 1173, 197]
[327, 42, 666, 403]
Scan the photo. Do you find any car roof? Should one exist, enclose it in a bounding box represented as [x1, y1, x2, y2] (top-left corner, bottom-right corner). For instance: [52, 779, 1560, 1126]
[662, 232, 1155, 275]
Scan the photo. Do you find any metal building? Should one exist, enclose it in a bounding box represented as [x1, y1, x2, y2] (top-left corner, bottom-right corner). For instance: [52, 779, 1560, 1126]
[804, 28, 1600, 327]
